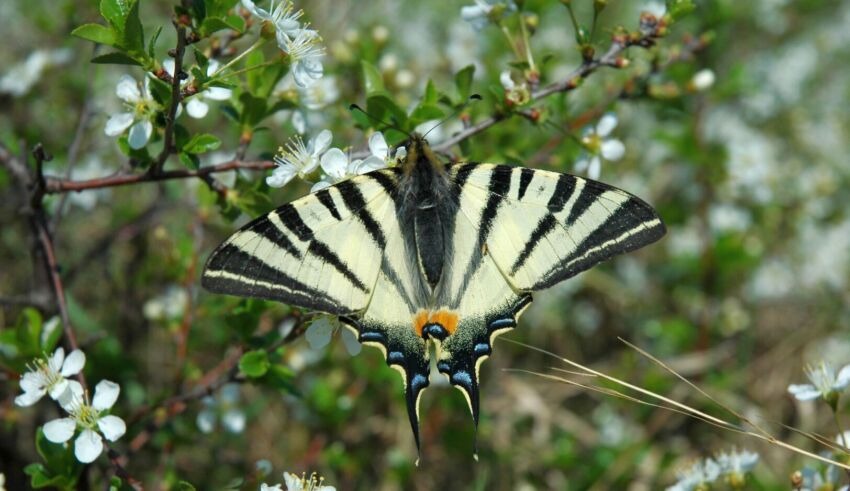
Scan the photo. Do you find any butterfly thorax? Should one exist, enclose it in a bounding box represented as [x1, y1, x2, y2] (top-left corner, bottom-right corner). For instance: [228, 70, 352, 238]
[397, 135, 458, 297]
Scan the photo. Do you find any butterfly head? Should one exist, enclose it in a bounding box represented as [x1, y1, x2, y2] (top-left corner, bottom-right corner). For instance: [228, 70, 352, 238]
[402, 133, 442, 176]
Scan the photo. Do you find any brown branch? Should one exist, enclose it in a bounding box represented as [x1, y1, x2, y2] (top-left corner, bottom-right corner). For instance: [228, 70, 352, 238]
[151, 24, 188, 175]
[43, 160, 274, 193]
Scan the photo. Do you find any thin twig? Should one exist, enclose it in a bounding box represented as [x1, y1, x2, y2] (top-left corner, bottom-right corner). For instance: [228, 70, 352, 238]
[44, 159, 273, 193]
[151, 23, 188, 175]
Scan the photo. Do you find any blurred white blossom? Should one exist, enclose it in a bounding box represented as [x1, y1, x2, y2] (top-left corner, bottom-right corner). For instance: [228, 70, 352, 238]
[716, 448, 759, 486]
[268, 130, 332, 188]
[0, 48, 71, 97]
[43, 380, 126, 463]
[500, 70, 529, 106]
[690, 69, 716, 91]
[63, 156, 111, 210]
[143, 285, 189, 321]
[15, 347, 85, 407]
[461, 0, 516, 31]
[305, 316, 361, 356]
[196, 383, 246, 434]
[575, 113, 626, 180]
[104, 75, 160, 149]
[799, 465, 845, 491]
[666, 458, 720, 491]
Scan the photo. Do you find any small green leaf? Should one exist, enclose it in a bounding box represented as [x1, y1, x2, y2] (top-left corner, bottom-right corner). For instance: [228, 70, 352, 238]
[175, 481, 198, 491]
[16, 308, 42, 355]
[239, 349, 270, 378]
[179, 152, 200, 169]
[183, 133, 222, 154]
[122, 0, 145, 55]
[90, 52, 143, 66]
[100, 0, 130, 34]
[148, 25, 163, 59]
[366, 94, 408, 130]
[223, 14, 246, 33]
[409, 103, 445, 127]
[71, 23, 117, 45]
[361, 61, 385, 96]
[423, 79, 440, 105]
[454, 64, 476, 102]
[239, 93, 269, 127]
[24, 463, 65, 489]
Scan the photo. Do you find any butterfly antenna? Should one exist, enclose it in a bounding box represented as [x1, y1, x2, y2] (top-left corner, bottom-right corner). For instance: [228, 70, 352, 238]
[422, 94, 483, 139]
[348, 104, 411, 138]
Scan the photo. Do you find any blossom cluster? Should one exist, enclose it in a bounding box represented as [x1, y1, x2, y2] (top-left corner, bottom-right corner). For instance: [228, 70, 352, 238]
[666, 448, 759, 491]
[15, 348, 126, 464]
[267, 130, 406, 191]
[261, 471, 335, 491]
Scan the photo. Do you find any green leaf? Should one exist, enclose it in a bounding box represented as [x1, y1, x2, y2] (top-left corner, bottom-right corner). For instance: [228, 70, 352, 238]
[361, 60, 385, 96]
[423, 79, 440, 105]
[40, 316, 63, 353]
[239, 349, 270, 378]
[366, 94, 408, 130]
[34, 427, 82, 488]
[409, 103, 445, 127]
[122, 0, 145, 55]
[454, 64, 476, 102]
[90, 52, 143, 66]
[223, 14, 246, 33]
[16, 308, 42, 355]
[239, 92, 269, 127]
[179, 152, 200, 170]
[183, 133, 222, 154]
[148, 25, 163, 59]
[100, 0, 130, 34]
[71, 23, 117, 45]
[263, 364, 299, 395]
[175, 481, 198, 491]
[24, 463, 66, 489]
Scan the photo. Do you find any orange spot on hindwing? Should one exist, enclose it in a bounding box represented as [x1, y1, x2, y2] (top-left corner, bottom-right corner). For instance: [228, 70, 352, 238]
[413, 309, 459, 340]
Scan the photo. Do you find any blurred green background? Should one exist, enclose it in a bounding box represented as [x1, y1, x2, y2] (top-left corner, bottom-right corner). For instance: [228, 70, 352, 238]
[2, 0, 849, 489]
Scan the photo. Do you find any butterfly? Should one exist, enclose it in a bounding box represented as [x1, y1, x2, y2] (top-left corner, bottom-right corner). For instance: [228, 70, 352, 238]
[202, 133, 665, 458]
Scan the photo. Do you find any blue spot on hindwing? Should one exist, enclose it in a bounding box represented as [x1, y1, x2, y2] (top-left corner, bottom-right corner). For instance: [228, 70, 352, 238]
[388, 351, 404, 363]
[452, 370, 473, 388]
[474, 343, 491, 356]
[411, 373, 429, 391]
[488, 318, 515, 331]
[360, 331, 386, 343]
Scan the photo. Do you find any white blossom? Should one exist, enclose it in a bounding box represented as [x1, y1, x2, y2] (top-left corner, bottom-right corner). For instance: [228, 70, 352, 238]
[283, 472, 335, 491]
[666, 458, 720, 491]
[366, 132, 406, 167]
[305, 316, 361, 356]
[104, 75, 159, 149]
[15, 347, 85, 407]
[163, 59, 232, 119]
[500, 70, 529, 105]
[716, 448, 759, 476]
[196, 384, 246, 434]
[143, 285, 189, 321]
[787, 361, 850, 402]
[574, 113, 626, 180]
[242, 0, 325, 88]
[799, 465, 844, 491]
[268, 130, 332, 188]
[311, 145, 386, 192]
[461, 0, 517, 31]
[43, 380, 126, 464]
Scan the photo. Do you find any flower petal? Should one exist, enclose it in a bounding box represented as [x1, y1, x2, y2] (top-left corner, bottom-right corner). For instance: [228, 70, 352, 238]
[595, 113, 618, 137]
[60, 349, 86, 377]
[368, 132, 389, 159]
[19, 371, 44, 393]
[43, 417, 76, 443]
[291, 110, 307, 135]
[283, 472, 301, 490]
[311, 129, 333, 156]
[115, 75, 141, 103]
[835, 364, 850, 390]
[305, 317, 334, 350]
[600, 139, 625, 161]
[58, 380, 84, 410]
[341, 327, 362, 356]
[310, 178, 332, 192]
[222, 409, 246, 433]
[787, 383, 821, 401]
[15, 388, 45, 407]
[293, 59, 324, 88]
[574, 156, 589, 172]
[588, 156, 602, 180]
[500, 70, 515, 91]
[162, 59, 175, 77]
[196, 408, 216, 433]
[320, 148, 349, 179]
[47, 379, 70, 400]
[74, 429, 104, 463]
[128, 120, 152, 149]
[49, 347, 65, 372]
[204, 86, 232, 101]
[92, 380, 120, 410]
[97, 415, 127, 441]
[185, 97, 209, 119]
[353, 156, 386, 175]
[104, 112, 134, 136]
[267, 165, 297, 188]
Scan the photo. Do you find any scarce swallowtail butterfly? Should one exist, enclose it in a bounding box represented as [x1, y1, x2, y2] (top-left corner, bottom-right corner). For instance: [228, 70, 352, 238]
[202, 134, 665, 458]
